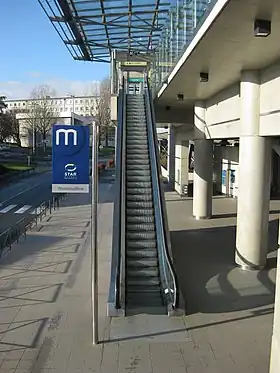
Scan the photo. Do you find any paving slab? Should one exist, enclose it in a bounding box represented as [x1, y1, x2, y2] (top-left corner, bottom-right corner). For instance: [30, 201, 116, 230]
[0, 175, 278, 373]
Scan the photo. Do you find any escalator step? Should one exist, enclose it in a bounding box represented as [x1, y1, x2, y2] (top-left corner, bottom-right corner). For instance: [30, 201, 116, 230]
[126, 231, 156, 240]
[126, 223, 155, 232]
[127, 285, 160, 293]
[126, 156, 150, 162]
[126, 164, 150, 171]
[126, 141, 148, 146]
[126, 208, 154, 216]
[126, 159, 150, 166]
[126, 126, 146, 129]
[127, 258, 158, 268]
[126, 175, 151, 182]
[127, 247, 157, 255]
[127, 267, 159, 277]
[126, 201, 153, 208]
[126, 149, 149, 155]
[126, 145, 148, 151]
[126, 294, 163, 307]
[126, 136, 147, 142]
[127, 277, 160, 286]
[126, 215, 154, 224]
[126, 181, 151, 188]
[126, 126, 147, 130]
[126, 187, 152, 195]
[126, 194, 153, 202]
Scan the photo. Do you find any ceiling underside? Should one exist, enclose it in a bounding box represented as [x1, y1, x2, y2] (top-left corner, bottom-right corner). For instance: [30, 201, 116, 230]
[38, 0, 171, 63]
[156, 0, 280, 109]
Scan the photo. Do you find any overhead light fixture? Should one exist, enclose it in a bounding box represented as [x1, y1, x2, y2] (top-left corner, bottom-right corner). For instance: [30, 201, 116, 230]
[177, 93, 184, 101]
[200, 72, 209, 82]
[254, 19, 271, 37]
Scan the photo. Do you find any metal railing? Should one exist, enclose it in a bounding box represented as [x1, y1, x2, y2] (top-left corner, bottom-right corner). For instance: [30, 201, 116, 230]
[107, 77, 126, 316]
[0, 194, 66, 258]
[144, 75, 180, 314]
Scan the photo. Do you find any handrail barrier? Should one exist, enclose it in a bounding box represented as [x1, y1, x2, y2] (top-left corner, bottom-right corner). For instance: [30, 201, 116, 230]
[144, 75, 181, 314]
[0, 194, 66, 259]
[107, 76, 126, 316]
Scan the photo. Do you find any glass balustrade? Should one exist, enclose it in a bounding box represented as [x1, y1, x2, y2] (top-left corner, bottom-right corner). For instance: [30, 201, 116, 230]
[150, 0, 218, 95]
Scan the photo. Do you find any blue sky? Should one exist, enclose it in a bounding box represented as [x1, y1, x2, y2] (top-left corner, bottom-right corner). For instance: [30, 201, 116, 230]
[0, 0, 109, 99]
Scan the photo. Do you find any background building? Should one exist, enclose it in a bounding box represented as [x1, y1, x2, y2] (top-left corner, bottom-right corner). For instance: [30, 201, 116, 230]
[5, 94, 99, 117]
[3, 94, 99, 148]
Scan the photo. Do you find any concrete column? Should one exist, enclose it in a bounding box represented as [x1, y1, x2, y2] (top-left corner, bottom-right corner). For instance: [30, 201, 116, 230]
[235, 71, 271, 269]
[193, 101, 213, 219]
[167, 125, 175, 189]
[269, 221, 280, 373]
[174, 138, 189, 195]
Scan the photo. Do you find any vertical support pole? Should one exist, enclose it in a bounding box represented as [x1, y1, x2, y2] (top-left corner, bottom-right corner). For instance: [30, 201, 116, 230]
[91, 121, 99, 345]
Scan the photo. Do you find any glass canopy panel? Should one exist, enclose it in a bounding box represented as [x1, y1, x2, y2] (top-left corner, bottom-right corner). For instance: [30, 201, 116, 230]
[38, 0, 172, 62]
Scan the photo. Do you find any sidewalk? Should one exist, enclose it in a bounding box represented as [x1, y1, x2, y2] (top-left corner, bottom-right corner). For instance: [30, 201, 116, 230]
[0, 181, 277, 372]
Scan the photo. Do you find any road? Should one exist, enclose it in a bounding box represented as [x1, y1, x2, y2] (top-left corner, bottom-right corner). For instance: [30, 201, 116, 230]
[0, 154, 113, 235]
[0, 172, 52, 234]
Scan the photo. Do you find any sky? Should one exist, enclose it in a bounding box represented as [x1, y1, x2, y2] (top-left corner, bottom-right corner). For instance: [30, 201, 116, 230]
[0, 0, 109, 99]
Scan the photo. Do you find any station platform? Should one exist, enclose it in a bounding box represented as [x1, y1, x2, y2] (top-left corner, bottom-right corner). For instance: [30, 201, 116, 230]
[0, 172, 278, 373]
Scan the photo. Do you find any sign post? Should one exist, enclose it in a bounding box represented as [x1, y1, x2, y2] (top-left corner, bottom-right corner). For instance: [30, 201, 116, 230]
[52, 125, 90, 193]
[91, 121, 98, 345]
[52, 123, 99, 344]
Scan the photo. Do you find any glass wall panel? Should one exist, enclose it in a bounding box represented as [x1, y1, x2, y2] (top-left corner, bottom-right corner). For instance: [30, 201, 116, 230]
[151, 0, 218, 95]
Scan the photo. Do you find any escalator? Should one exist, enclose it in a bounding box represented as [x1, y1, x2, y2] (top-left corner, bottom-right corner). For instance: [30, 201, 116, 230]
[125, 94, 162, 309]
[108, 76, 181, 316]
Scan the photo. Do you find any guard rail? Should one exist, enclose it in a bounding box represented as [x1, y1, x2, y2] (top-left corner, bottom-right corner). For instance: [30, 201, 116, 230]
[0, 194, 66, 258]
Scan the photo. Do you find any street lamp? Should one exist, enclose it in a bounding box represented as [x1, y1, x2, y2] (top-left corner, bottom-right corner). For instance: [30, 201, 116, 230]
[67, 94, 75, 125]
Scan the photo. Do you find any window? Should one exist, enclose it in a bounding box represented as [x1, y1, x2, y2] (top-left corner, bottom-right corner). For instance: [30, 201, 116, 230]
[80, 107, 84, 111]
[80, 99, 83, 103]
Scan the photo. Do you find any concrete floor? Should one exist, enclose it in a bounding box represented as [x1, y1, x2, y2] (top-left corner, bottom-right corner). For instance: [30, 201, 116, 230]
[166, 192, 280, 372]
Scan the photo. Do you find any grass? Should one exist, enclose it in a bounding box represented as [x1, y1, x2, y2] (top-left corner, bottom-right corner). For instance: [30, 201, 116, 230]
[0, 163, 33, 171]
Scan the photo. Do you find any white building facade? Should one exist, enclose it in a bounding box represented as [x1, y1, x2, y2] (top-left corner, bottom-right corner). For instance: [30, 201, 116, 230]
[5, 94, 99, 118]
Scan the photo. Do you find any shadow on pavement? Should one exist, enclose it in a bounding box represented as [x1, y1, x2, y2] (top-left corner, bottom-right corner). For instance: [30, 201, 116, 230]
[171, 219, 278, 316]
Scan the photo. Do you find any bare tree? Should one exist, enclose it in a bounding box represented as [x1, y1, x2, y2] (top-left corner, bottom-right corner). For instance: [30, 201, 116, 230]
[94, 77, 112, 147]
[0, 96, 7, 114]
[0, 111, 21, 145]
[24, 85, 57, 150]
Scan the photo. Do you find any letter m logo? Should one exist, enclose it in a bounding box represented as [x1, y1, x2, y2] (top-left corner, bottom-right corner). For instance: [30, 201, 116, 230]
[56, 129, 78, 146]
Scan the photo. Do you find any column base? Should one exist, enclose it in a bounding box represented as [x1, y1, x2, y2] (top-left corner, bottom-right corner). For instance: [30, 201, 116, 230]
[193, 215, 211, 220]
[236, 263, 265, 271]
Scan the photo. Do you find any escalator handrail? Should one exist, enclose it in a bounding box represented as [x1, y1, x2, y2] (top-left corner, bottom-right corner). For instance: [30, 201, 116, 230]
[144, 76, 179, 311]
[108, 77, 125, 313]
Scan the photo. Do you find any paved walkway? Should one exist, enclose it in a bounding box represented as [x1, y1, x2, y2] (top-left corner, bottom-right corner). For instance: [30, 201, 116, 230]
[166, 192, 280, 373]
[0, 179, 278, 372]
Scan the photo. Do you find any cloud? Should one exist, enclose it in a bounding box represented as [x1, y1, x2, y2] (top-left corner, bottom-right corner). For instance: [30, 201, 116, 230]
[0, 78, 101, 99]
[26, 71, 42, 78]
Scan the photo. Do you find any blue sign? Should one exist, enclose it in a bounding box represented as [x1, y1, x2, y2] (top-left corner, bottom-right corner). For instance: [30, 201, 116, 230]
[222, 170, 227, 186]
[52, 124, 90, 193]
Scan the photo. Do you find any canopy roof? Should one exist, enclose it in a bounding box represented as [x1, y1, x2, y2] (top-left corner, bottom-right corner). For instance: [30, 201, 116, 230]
[38, 0, 171, 63]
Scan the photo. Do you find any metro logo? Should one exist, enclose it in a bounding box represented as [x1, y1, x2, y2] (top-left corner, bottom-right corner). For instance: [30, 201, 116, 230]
[55, 128, 78, 146]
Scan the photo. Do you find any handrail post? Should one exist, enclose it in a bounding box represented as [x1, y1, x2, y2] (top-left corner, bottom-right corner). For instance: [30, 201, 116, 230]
[91, 120, 99, 345]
